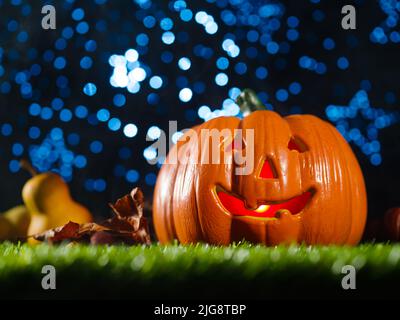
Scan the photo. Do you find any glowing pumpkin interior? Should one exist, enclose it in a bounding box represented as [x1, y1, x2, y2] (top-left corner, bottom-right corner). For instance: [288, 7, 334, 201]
[217, 189, 312, 218]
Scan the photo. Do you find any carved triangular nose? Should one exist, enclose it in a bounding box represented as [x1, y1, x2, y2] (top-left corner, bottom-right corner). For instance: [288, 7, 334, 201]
[259, 159, 277, 179]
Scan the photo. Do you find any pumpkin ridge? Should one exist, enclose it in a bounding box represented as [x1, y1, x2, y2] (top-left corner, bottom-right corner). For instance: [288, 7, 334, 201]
[326, 121, 367, 244]
[328, 121, 353, 244]
[174, 126, 206, 243]
[153, 143, 180, 243]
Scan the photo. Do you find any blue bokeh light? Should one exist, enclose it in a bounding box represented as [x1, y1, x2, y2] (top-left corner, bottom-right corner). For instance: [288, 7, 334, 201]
[326, 90, 399, 165]
[123, 123, 138, 138]
[72, 8, 85, 21]
[162, 31, 175, 45]
[90, 140, 103, 154]
[126, 169, 140, 183]
[337, 56, 350, 70]
[215, 73, 228, 86]
[108, 118, 122, 131]
[83, 82, 97, 96]
[178, 57, 191, 70]
[179, 88, 193, 102]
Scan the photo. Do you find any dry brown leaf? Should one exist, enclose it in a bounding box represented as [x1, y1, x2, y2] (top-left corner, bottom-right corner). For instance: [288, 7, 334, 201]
[34, 221, 81, 243]
[32, 187, 151, 245]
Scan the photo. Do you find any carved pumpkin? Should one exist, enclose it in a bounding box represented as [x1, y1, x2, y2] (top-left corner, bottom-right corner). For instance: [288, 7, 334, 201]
[153, 90, 367, 246]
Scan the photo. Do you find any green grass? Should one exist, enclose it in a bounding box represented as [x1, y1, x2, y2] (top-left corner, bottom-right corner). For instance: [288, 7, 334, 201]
[0, 242, 400, 299]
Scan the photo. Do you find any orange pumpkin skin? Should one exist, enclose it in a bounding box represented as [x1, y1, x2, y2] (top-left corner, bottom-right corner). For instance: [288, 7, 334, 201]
[153, 110, 367, 246]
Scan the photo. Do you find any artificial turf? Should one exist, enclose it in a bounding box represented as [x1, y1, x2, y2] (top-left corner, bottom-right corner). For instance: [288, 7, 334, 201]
[0, 242, 399, 299]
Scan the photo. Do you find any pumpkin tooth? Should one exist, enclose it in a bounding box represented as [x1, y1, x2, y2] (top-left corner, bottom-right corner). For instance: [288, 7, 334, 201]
[275, 209, 292, 219]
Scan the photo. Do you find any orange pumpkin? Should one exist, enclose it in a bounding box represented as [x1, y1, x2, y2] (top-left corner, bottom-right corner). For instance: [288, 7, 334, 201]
[153, 90, 367, 246]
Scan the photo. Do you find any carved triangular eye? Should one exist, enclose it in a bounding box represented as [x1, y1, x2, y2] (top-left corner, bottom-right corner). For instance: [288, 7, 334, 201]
[259, 159, 277, 179]
[288, 137, 308, 153]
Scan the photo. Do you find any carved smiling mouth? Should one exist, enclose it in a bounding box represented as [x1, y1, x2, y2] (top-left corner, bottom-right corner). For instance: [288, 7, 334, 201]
[217, 188, 312, 219]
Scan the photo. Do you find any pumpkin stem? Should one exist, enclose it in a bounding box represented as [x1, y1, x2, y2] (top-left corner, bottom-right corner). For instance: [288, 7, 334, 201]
[20, 159, 37, 176]
[236, 89, 266, 116]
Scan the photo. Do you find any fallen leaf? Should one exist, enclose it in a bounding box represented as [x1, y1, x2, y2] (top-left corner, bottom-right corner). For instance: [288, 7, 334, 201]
[34, 221, 81, 243]
[110, 187, 144, 218]
[32, 187, 151, 245]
